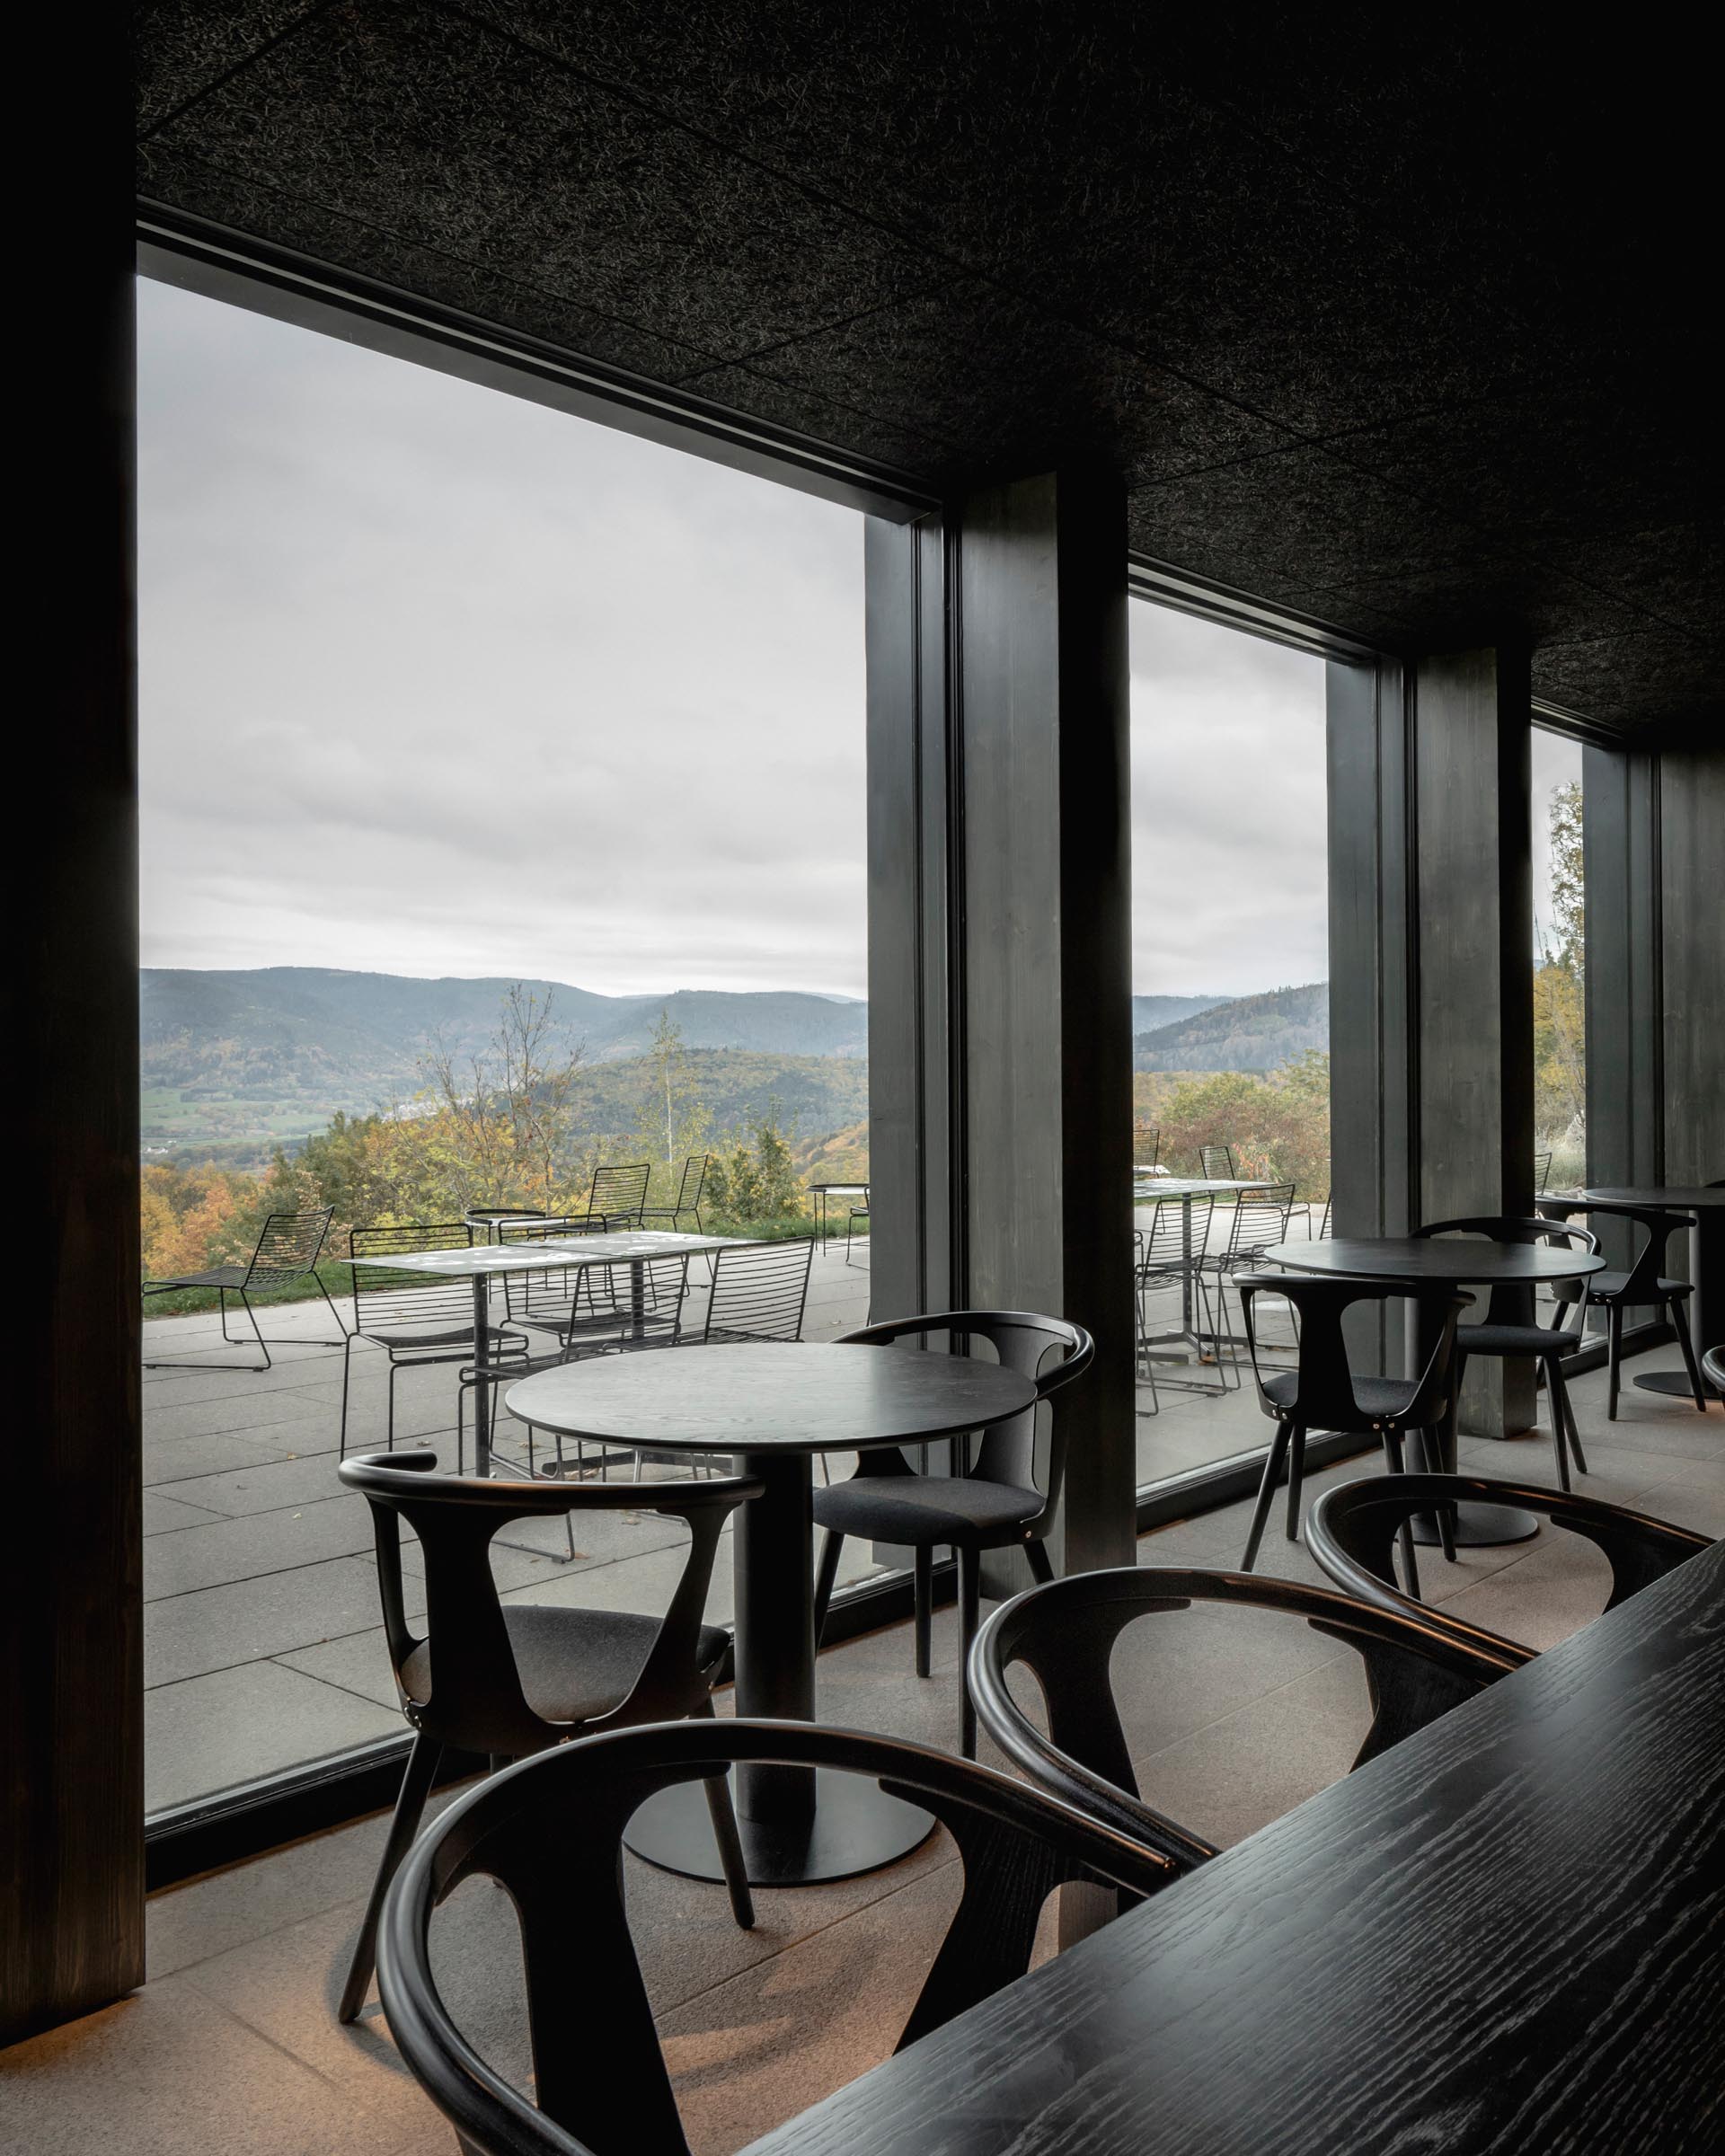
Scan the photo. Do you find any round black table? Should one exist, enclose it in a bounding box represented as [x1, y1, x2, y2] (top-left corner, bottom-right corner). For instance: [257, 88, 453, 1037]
[506, 1342, 1037, 1887]
[1575, 1186, 1725, 1402]
[1261, 1236, 1606, 1546]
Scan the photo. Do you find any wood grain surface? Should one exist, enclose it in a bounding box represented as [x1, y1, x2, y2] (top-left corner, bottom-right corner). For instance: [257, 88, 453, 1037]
[748, 1539, 1725, 2155]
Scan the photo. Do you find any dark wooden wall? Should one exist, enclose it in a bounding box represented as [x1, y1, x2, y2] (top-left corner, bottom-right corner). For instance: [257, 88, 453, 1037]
[3, 31, 145, 2043]
[1658, 747, 1725, 1188]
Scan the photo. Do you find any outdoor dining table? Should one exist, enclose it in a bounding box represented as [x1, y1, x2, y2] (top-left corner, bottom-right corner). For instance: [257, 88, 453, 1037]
[346, 1229, 751, 1475]
[1576, 1184, 1725, 1402]
[506, 1340, 1037, 1887]
[1261, 1233, 1606, 1545]
[744, 1534, 1725, 2156]
[807, 1181, 871, 1246]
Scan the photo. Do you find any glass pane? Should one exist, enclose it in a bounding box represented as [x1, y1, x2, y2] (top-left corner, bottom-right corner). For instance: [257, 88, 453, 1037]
[1531, 728, 1585, 1321]
[137, 278, 870, 1816]
[1128, 605, 1330, 1489]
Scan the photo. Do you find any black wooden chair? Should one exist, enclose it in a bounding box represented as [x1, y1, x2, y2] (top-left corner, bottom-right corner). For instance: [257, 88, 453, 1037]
[1308, 1472, 1712, 1648]
[1412, 1215, 1598, 1489]
[970, 1565, 1526, 1854]
[144, 1206, 341, 1371]
[339, 1222, 529, 1459]
[1537, 1197, 1710, 1415]
[640, 1153, 710, 1234]
[375, 1718, 1179, 2156]
[1234, 1273, 1471, 1594]
[1704, 1345, 1725, 1392]
[811, 1312, 1094, 1756]
[333, 1449, 761, 2026]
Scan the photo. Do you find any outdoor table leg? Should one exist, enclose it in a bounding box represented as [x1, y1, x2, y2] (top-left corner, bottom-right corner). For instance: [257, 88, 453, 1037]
[472, 1271, 492, 1478]
[622, 1448, 933, 1886]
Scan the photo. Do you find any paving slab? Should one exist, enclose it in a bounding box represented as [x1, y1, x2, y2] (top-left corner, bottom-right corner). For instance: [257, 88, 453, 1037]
[144, 1492, 379, 1602]
[146, 1659, 402, 1813]
[144, 1556, 422, 1687]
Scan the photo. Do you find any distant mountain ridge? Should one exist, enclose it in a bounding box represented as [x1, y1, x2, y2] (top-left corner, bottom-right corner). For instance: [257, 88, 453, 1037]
[1133, 982, 1328, 1072]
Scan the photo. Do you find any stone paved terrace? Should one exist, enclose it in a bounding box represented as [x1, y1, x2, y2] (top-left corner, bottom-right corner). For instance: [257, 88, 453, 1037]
[139, 1224, 1303, 1812]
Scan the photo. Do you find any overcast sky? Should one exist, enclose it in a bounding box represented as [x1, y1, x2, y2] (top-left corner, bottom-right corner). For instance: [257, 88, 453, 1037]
[139, 277, 1338, 1003]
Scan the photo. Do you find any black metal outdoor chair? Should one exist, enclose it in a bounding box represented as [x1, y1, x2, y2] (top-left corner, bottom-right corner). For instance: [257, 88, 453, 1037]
[845, 1184, 871, 1264]
[970, 1565, 1526, 1855]
[334, 1449, 762, 2027]
[1134, 1189, 1223, 1407]
[640, 1153, 710, 1234]
[1134, 1122, 1162, 1173]
[144, 1206, 341, 1372]
[1234, 1273, 1472, 1593]
[1537, 1197, 1710, 1415]
[1412, 1215, 1599, 1489]
[465, 1204, 546, 1244]
[583, 1162, 652, 1232]
[375, 1718, 1179, 2156]
[1307, 1473, 1712, 1646]
[812, 1312, 1094, 1756]
[1199, 1180, 1297, 1380]
[1534, 1151, 1553, 1194]
[1199, 1142, 1237, 1180]
[339, 1222, 528, 1460]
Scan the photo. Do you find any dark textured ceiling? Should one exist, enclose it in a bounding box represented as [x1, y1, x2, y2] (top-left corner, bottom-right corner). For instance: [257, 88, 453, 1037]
[136, 3, 1720, 736]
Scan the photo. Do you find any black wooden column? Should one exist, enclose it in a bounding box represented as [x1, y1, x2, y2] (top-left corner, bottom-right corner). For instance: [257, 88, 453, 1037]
[1327, 645, 1537, 1434]
[3, 37, 144, 2041]
[865, 469, 1136, 1577]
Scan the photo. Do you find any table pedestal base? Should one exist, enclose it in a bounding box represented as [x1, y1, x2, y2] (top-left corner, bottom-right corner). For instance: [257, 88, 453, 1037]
[624, 1771, 934, 1888]
[1633, 1369, 1721, 1402]
[1411, 1500, 1540, 1549]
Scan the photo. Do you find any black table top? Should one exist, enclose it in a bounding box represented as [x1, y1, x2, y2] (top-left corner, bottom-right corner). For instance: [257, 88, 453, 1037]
[506, 1342, 1036, 1454]
[1576, 1184, 1725, 1209]
[1262, 1234, 1605, 1286]
[748, 1538, 1725, 2156]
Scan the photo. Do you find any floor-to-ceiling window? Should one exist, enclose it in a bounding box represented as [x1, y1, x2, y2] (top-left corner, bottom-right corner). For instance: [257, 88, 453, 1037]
[1127, 602, 1330, 1489]
[137, 277, 871, 1819]
[1531, 726, 1586, 1196]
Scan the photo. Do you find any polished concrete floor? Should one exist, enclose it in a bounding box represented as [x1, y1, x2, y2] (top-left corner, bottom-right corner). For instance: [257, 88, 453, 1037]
[7, 1355, 1720, 2156]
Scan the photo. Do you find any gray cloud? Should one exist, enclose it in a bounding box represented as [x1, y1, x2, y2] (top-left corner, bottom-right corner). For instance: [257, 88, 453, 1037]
[141, 278, 1336, 1003]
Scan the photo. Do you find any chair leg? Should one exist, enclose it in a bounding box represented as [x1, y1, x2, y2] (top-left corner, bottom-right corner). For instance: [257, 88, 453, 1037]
[339, 1334, 356, 1461]
[1607, 1303, 1623, 1419]
[957, 1546, 981, 1760]
[1542, 1356, 1571, 1490]
[1380, 1430, 1422, 1601]
[1668, 1299, 1710, 1412]
[812, 1529, 843, 1647]
[1284, 1422, 1306, 1543]
[694, 1700, 755, 1930]
[386, 1359, 399, 1452]
[1024, 1538, 1055, 1586]
[913, 1545, 933, 1678]
[1241, 1421, 1291, 1571]
[1551, 1356, 1587, 1475]
[314, 1273, 348, 1344]
[337, 1732, 441, 2023]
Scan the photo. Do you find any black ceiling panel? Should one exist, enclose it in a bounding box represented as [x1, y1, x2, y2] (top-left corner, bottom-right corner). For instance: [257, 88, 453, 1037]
[134, 0, 1721, 737]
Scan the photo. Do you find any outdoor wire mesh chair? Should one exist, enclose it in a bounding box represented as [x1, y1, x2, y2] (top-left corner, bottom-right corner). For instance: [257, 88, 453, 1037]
[970, 1566, 1525, 1856]
[1534, 1151, 1553, 1195]
[1199, 1181, 1297, 1380]
[1134, 1190, 1223, 1406]
[1411, 1215, 1599, 1489]
[640, 1154, 710, 1233]
[694, 1236, 816, 1345]
[340, 1223, 529, 1459]
[1199, 1142, 1237, 1180]
[583, 1162, 652, 1232]
[1234, 1273, 1472, 1592]
[334, 1449, 762, 2027]
[845, 1185, 871, 1265]
[145, 1206, 341, 1372]
[376, 1718, 1179, 2156]
[812, 1312, 1094, 1755]
[1307, 1473, 1712, 1643]
[1133, 1121, 1162, 1173]
[1537, 1197, 1711, 1416]
[465, 1204, 547, 1244]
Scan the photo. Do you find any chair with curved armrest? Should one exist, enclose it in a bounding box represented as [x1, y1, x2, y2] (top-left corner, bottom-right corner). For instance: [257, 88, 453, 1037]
[969, 1564, 1526, 1853]
[1307, 1473, 1712, 1647]
[333, 1449, 761, 2025]
[1536, 1197, 1708, 1416]
[1234, 1274, 1472, 1592]
[811, 1311, 1094, 1755]
[1411, 1215, 1598, 1488]
[376, 1719, 1180, 2156]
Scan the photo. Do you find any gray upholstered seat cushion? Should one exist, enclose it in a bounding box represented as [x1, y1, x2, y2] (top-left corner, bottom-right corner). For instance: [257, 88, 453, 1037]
[1584, 1272, 1691, 1301]
[402, 1606, 728, 1727]
[1460, 1321, 1579, 1356]
[812, 1474, 1042, 1546]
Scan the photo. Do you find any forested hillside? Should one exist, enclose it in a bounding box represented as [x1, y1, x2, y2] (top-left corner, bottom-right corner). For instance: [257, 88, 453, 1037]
[1133, 982, 1328, 1072]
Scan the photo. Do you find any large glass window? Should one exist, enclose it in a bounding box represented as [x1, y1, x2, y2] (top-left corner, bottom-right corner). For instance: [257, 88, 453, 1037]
[1531, 727, 1586, 1197]
[1127, 605, 1330, 1488]
[138, 278, 870, 1816]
